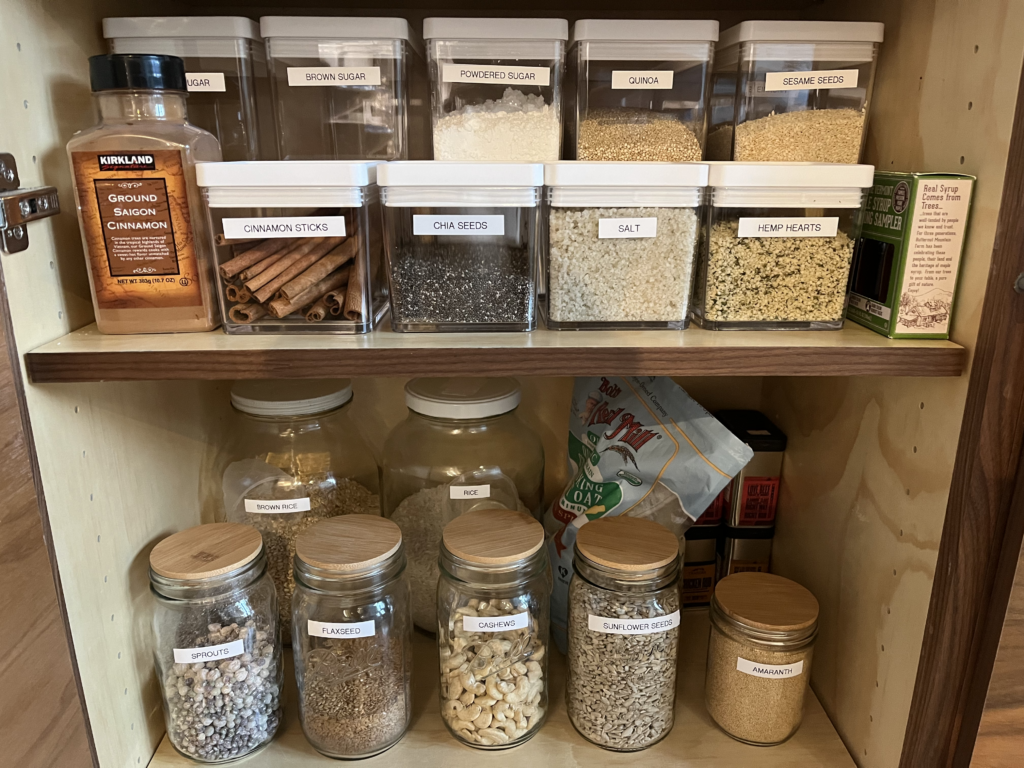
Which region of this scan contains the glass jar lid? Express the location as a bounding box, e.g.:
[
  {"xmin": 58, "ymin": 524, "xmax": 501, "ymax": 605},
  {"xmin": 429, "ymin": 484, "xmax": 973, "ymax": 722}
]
[
  {"xmin": 150, "ymin": 522, "xmax": 263, "ymax": 581},
  {"xmin": 296, "ymin": 515, "xmax": 402, "ymax": 574},
  {"xmin": 574, "ymin": 516, "xmax": 680, "ymax": 590},
  {"xmin": 442, "ymin": 508, "xmax": 544, "ymax": 566},
  {"xmin": 231, "ymin": 379, "xmax": 353, "ymax": 417},
  {"xmin": 405, "ymin": 377, "xmax": 521, "ymax": 419},
  {"xmin": 712, "ymin": 572, "xmax": 819, "ymax": 644}
]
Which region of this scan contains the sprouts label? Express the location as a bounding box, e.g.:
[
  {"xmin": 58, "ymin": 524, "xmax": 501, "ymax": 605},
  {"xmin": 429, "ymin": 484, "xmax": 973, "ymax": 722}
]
[
  {"xmin": 611, "ymin": 71, "xmax": 674, "ymax": 89},
  {"xmin": 287, "ymin": 67, "xmax": 382, "ymax": 86},
  {"xmin": 449, "ymin": 484, "xmax": 491, "ymax": 500},
  {"xmin": 222, "ymin": 216, "xmax": 347, "ymax": 239},
  {"xmin": 244, "ymin": 498, "xmax": 311, "ymax": 514},
  {"xmin": 588, "ymin": 610, "xmax": 680, "ymax": 635},
  {"xmin": 738, "ymin": 217, "xmax": 839, "ymax": 238},
  {"xmin": 598, "ymin": 217, "xmax": 658, "ymax": 239},
  {"xmin": 764, "ymin": 69, "xmax": 859, "ymax": 91},
  {"xmin": 308, "ymin": 619, "xmax": 376, "ymax": 638},
  {"xmin": 413, "ymin": 215, "xmax": 505, "ymax": 236},
  {"xmin": 442, "ymin": 64, "xmax": 551, "ymax": 86},
  {"xmin": 174, "ymin": 639, "xmax": 245, "ymax": 664},
  {"xmin": 463, "ymin": 612, "xmax": 530, "ymax": 632},
  {"xmin": 186, "ymin": 73, "xmax": 227, "ymax": 92},
  {"xmin": 737, "ymin": 657, "xmax": 805, "ymax": 678}
]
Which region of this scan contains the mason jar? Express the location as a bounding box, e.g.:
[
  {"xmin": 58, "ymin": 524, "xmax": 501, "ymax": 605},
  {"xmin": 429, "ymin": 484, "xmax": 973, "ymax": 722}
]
[
  {"xmin": 438, "ymin": 508, "xmax": 552, "ymax": 749},
  {"xmin": 567, "ymin": 516, "xmax": 681, "ymax": 752},
  {"xmin": 150, "ymin": 522, "xmax": 282, "ymax": 763},
  {"xmin": 292, "ymin": 515, "xmax": 412, "ymax": 758}
]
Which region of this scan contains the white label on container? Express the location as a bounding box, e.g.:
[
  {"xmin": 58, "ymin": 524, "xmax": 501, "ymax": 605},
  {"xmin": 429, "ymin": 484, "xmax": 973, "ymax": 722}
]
[
  {"xmin": 174, "ymin": 639, "xmax": 245, "ymax": 664},
  {"xmin": 737, "ymin": 657, "xmax": 805, "ymax": 678},
  {"xmin": 442, "ymin": 64, "xmax": 551, "ymax": 86},
  {"xmin": 186, "ymin": 72, "xmax": 226, "ymax": 92},
  {"xmin": 598, "ymin": 217, "xmax": 658, "ymax": 239},
  {"xmin": 449, "ymin": 484, "xmax": 491, "ymax": 500},
  {"xmin": 222, "ymin": 216, "xmax": 346, "ymax": 239},
  {"xmin": 611, "ymin": 70, "xmax": 674, "ymax": 90},
  {"xmin": 847, "ymin": 293, "xmax": 892, "ymax": 320},
  {"xmin": 287, "ymin": 67, "xmax": 382, "ymax": 86},
  {"xmin": 588, "ymin": 610, "xmax": 681, "ymax": 635},
  {"xmin": 413, "ymin": 215, "xmax": 505, "ymax": 236},
  {"xmin": 307, "ymin": 619, "xmax": 376, "ymax": 638},
  {"xmin": 463, "ymin": 612, "xmax": 530, "ymax": 632},
  {"xmin": 737, "ymin": 217, "xmax": 839, "ymax": 238},
  {"xmin": 244, "ymin": 498, "xmax": 311, "ymax": 514},
  {"xmin": 764, "ymin": 69, "xmax": 859, "ymax": 91}
]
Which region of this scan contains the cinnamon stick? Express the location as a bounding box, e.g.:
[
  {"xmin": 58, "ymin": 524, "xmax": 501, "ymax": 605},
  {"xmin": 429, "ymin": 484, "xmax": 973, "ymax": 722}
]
[
  {"xmin": 228, "ymin": 303, "xmax": 267, "ymax": 324},
  {"xmin": 252, "ymin": 237, "xmax": 345, "ymax": 304},
  {"xmin": 219, "ymin": 239, "xmax": 292, "ymax": 279},
  {"xmin": 244, "ymin": 237, "xmax": 326, "ymax": 293},
  {"xmin": 238, "ymin": 242, "xmax": 292, "ymax": 281},
  {"xmin": 344, "ymin": 250, "xmax": 368, "ymax": 321},
  {"xmin": 217, "ymin": 234, "xmax": 262, "ymax": 247},
  {"xmin": 225, "ymin": 283, "xmax": 252, "ymax": 304},
  {"xmin": 267, "ymin": 267, "xmax": 350, "ymax": 319},
  {"xmin": 278, "ymin": 238, "xmax": 358, "ymax": 302},
  {"xmin": 325, "ymin": 290, "xmax": 346, "ymax": 316},
  {"xmin": 305, "ymin": 297, "xmax": 331, "ymax": 323}
]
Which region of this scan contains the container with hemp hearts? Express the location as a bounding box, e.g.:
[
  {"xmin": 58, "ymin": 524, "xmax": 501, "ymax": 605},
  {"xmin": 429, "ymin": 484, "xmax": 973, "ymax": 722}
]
[{"xmin": 567, "ymin": 516, "xmax": 681, "ymax": 752}]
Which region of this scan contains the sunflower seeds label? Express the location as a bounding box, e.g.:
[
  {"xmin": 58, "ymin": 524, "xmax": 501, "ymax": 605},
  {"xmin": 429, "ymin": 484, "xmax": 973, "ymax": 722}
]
[
  {"xmin": 186, "ymin": 73, "xmax": 226, "ymax": 92},
  {"xmin": 738, "ymin": 217, "xmax": 839, "ymax": 238},
  {"xmin": 598, "ymin": 217, "xmax": 658, "ymax": 239},
  {"xmin": 588, "ymin": 609, "xmax": 680, "ymax": 635},
  {"xmin": 463, "ymin": 612, "xmax": 530, "ymax": 632},
  {"xmin": 611, "ymin": 71, "xmax": 674, "ymax": 89},
  {"xmin": 737, "ymin": 657, "xmax": 805, "ymax": 678},
  {"xmin": 307, "ymin": 619, "xmax": 376, "ymax": 638},
  {"xmin": 174, "ymin": 639, "xmax": 245, "ymax": 664},
  {"xmin": 764, "ymin": 69, "xmax": 859, "ymax": 91},
  {"xmin": 442, "ymin": 64, "xmax": 550, "ymax": 86},
  {"xmin": 223, "ymin": 216, "xmax": 346, "ymax": 239},
  {"xmin": 244, "ymin": 498, "xmax": 311, "ymax": 513},
  {"xmin": 413, "ymin": 215, "xmax": 505, "ymax": 236},
  {"xmin": 449, "ymin": 484, "xmax": 491, "ymax": 500},
  {"xmin": 287, "ymin": 67, "xmax": 382, "ymax": 86}
]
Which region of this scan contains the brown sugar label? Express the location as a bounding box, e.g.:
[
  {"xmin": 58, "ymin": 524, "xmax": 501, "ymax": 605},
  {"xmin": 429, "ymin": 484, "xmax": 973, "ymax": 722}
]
[{"xmin": 72, "ymin": 150, "xmax": 203, "ymax": 309}]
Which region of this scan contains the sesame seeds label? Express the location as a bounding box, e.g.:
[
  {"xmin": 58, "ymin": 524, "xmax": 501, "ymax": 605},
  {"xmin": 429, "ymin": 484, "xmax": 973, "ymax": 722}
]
[
  {"xmin": 737, "ymin": 217, "xmax": 839, "ymax": 238},
  {"xmin": 463, "ymin": 611, "xmax": 530, "ymax": 632},
  {"xmin": 173, "ymin": 639, "xmax": 246, "ymax": 664},
  {"xmin": 442, "ymin": 64, "xmax": 550, "ymax": 86},
  {"xmin": 186, "ymin": 73, "xmax": 226, "ymax": 93},
  {"xmin": 611, "ymin": 71, "xmax": 674, "ymax": 90},
  {"xmin": 598, "ymin": 217, "xmax": 658, "ymax": 239},
  {"xmin": 587, "ymin": 610, "xmax": 681, "ymax": 635},
  {"xmin": 223, "ymin": 216, "xmax": 346, "ymax": 239},
  {"xmin": 307, "ymin": 619, "xmax": 376, "ymax": 638},
  {"xmin": 413, "ymin": 215, "xmax": 505, "ymax": 236},
  {"xmin": 737, "ymin": 657, "xmax": 804, "ymax": 679},
  {"xmin": 287, "ymin": 67, "xmax": 382, "ymax": 86},
  {"xmin": 449, "ymin": 484, "xmax": 491, "ymax": 500},
  {"xmin": 764, "ymin": 69, "xmax": 859, "ymax": 91},
  {"xmin": 244, "ymin": 498, "xmax": 312, "ymax": 513}
]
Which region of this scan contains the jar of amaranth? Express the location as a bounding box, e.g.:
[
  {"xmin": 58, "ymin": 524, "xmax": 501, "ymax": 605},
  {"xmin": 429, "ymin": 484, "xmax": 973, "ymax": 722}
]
[
  {"xmin": 150, "ymin": 522, "xmax": 282, "ymax": 763},
  {"xmin": 705, "ymin": 571, "xmax": 819, "ymax": 745},
  {"xmin": 292, "ymin": 515, "xmax": 412, "ymax": 758},
  {"xmin": 567, "ymin": 516, "xmax": 681, "ymax": 751}
]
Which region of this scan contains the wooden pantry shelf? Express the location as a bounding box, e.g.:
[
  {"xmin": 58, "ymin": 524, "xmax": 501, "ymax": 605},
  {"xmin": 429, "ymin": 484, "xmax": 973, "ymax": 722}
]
[
  {"xmin": 26, "ymin": 321, "xmax": 965, "ymax": 383},
  {"xmin": 148, "ymin": 610, "xmax": 854, "ymax": 768}
]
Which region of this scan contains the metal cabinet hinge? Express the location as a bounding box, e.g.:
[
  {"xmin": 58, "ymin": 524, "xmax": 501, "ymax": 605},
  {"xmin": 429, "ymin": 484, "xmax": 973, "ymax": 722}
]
[{"xmin": 0, "ymin": 153, "xmax": 60, "ymax": 254}]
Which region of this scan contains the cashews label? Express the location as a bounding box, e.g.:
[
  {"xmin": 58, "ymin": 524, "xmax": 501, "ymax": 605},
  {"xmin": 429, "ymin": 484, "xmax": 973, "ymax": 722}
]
[
  {"xmin": 463, "ymin": 611, "xmax": 529, "ymax": 633},
  {"xmin": 737, "ymin": 657, "xmax": 804, "ymax": 678},
  {"xmin": 587, "ymin": 609, "xmax": 681, "ymax": 635},
  {"xmin": 307, "ymin": 619, "xmax": 376, "ymax": 639},
  {"xmin": 173, "ymin": 638, "xmax": 245, "ymax": 664}
]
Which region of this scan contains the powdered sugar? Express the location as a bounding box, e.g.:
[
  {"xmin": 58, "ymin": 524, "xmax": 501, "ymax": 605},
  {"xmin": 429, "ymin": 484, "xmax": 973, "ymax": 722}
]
[{"xmin": 433, "ymin": 88, "xmax": 560, "ymax": 162}]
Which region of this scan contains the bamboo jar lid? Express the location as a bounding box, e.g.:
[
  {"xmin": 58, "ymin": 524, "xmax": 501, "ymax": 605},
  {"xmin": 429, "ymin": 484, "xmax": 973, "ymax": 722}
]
[
  {"xmin": 714, "ymin": 572, "xmax": 819, "ymax": 632},
  {"xmin": 296, "ymin": 515, "xmax": 402, "ymax": 572},
  {"xmin": 150, "ymin": 522, "xmax": 263, "ymax": 580},
  {"xmin": 576, "ymin": 516, "xmax": 678, "ymax": 571},
  {"xmin": 442, "ymin": 508, "xmax": 544, "ymax": 565}
]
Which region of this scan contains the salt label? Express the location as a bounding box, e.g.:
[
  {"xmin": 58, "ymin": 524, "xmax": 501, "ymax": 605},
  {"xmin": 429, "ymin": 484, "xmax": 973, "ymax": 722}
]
[
  {"xmin": 737, "ymin": 217, "xmax": 839, "ymax": 238},
  {"xmin": 307, "ymin": 620, "xmax": 376, "ymax": 638},
  {"xmin": 174, "ymin": 639, "xmax": 245, "ymax": 664},
  {"xmin": 463, "ymin": 612, "xmax": 530, "ymax": 632},
  {"xmin": 287, "ymin": 67, "xmax": 382, "ymax": 87},
  {"xmin": 244, "ymin": 498, "xmax": 312, "ymax": 513},
  {"xmin": 598, "ymin": 217, "xmax": 658, "ymax": 239},
  {"xmin": 186, "ymin": 73, "xmax": 226, "ymax": 93},
  {"xmin": 223, "ymin": 216, "xmax": 346, "ymax": 239},
  {"xmin": 737, "ymin": 657, "xmax": 804, "ymax": 678},
  {"xmin": 611, "ymin": 71, "xmax": 674, "ymax": 90},
  {"xmin": 413, "ymin": 215, "xmax": 505, "ymax": 236},
  {"xmin": 588, "ymin": 610, "xmax": 680, "ymax": 635},
  {"xmin": 442, "ymin": 64, "xmax": 551, "ymax": 86},
  {"xmin": 764, "ymin": 69, "xmax": 859, "ymax": 91},
  {"xmin": 449, "ymin": 484, "xmax": 491, "ymax": 500}
]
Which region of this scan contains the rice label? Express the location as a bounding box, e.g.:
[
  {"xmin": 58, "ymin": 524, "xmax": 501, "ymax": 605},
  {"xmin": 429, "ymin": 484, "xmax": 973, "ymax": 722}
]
[
  {"xmin": 764, "ymin": 69, "xmax": 859, "ymax": 91},
  {"xmin": 174, "ymin": 639, "xmax": 245, "ymax": 664},
  {"xmin": 186, "ymin": 73, "xmax": 226, "ymax": 92},
  {"xmin": 598, "ymin": 217, "xmax": 658, "ymax": 239},
  {"xmin": 222, "ymin": 216, "xmax": 346, "ymax": 239},
  {"xmin": 442, "ymin": 64, "xmax": 550, "ymax": 86},
  {"xmin": 244, "ymin": 498, "xmax": 311, "ymax": 513},
  {"xmin": 413, "ymin": 215, "xmax": 505, "ymax": 236},
  {"xmin": 588, "ymin": 610, "xmax": 680, "ymax": 635},
  {"xmin": 449, "ymin": 484, "xmax": 490, "ymax": 499},
  {"xmin": 287, "ymin": 67, "xmax": 382, "ymax": 86},
  {"xmin": 738, "ymin": 217, "xmax": 839, "ymax": 238},
  {"xmin": 611, "ymin": 71, "xmax": 674, "ymax": 89},
  {"xmin": 307, "ymin": 619, "xmax": 375, "ymax": 638},
  {"xmin": 463, "ymin": 612, "xmax": 530, "ymax": 632},
  {"xmin": 737, "ymin": 657, "xmax": 804, "ymax": 678}
]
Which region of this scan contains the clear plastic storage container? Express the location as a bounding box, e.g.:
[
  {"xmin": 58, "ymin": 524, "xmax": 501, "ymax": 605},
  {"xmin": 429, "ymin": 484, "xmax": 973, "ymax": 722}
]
[
  {"xmin": 378, "ymin": 162, "xmax": 543, "ymax": 332},
  {"xmin": 383, "ymin": 378, "xmax": 545, "ymax": 630},
  {"xmin": 692, "ymin": 162, "xmax": 874, "ymax": 330},
  {"xmin": 104, "ymin": 17, "xmax": 273, "ymax": 162},
  {"xmin": 566, "ymin": 20, "xmax": 718, "ymax": 162},
  {"xmin": 713, "ymin": 21, "xmax": 884, "ymax": 163},
  {"xmin": 292, "ymin": 515, "xmax": 412, "ymax": 758},
  {"xmin": 544, "ymin": 162, "xmax": 708, "ymax": 329},
  {"xmin": 197, "ymin": 161, "xmax": 387, "ymax": 334},
  {"xmin": 438, "ymin": 509, "xmax": 552, "ymax": 748},
  {"xmin": 425, "ymin": 17, "xmax": 567, "ymax": 162},
  {"xmin": 260, "ymin": 17, "xmax": 421, "ymax": 161}
]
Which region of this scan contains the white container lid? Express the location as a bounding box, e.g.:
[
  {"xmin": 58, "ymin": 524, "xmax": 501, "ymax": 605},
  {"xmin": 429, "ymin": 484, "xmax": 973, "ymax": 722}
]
[
  {"xmin": 103, "ymin": 16, "xmax": 261, "ymax": 41},
  {"xmin": 424, "ymin": 17, "xmax": 568, "ymax": 41},
  {"xmin": 572, "ymin": 19, "xmax": 718, "ymax": 43},
  {"xmin": 719, "ymin": 21, "xmax": 884, "ymax": 48},
  {"xmin": 546, "ymin": 162, "xmax": 708, "ymax": 187},
  {"xmin": 709, "ymin": 163, "xmax": 875, "ymax": 188},
  {"xmin": 232, "ymin": 380, "xmax": 353, "ymax": 417},
  {"xmin": 405, "ymin": 378, "xmax": 521, "ymax": 419},
  {"xmin": 260, "ymin": 16, "xmax": 414, "ymax": 42},
  {"xmin": 377, "ymin": 162, "xmax": 543, "ymax": 187},
  {"xmin": 197, "ymin": 161, "xmax": 377, "ymax": 188}
]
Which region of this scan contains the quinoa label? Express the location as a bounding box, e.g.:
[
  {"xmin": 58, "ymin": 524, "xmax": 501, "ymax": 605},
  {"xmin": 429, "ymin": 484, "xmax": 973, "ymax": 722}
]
[
  {"xmin": 737, "ymin": 657, "xmax": 804, "ymax": 678},
  {"xmin": 223, "ymin": 216, "xmax": 346, "ymax": 239},
  {"xmin": 588, "ymin": 610, "xmax": 680, "ymax": 635},
  {"xmin": 174, "ymin": 639, "xmax": 245, "ymax": 664},
  {"xmin": 611, "ymin": 70, "xmax": 674, "ymax": 90},
  {"xmin": 464, "ymin": 612, "xmax": 530, "ymax": 632},
  {"xmin": 598, "ymin": 217, "xmax": 658, "ymax": 239},
  {"xmin": 764, "ymin": 69, "xmax": 859, "ymax": 91},
  {"xmin": 442, "ymin": 64, "xmax": 551, "ymax": 86},
  {"xmin": 186, "ymin": 72, "xmax": 226, "ymax": 92},
  {"xmin": 287, "ymin": 67, "xmax": 382, "ymax": 86},
  {"xmin": 413, "ymin": 215, "xmax": 505, "ymax": 236},
  {"xmin": 244, "ymin": 497, "xmax": 311, "ymax": 513},
  {"xmin": 308, "ymin": 619, "xmax": 376, "ymax": 638},
  {"xmin": 737, "ymin": 217, "xmax": 839, "ymax": 238},
  {"xmin": 449, "ymin": 484, "xmax": 490, "ymax": 500}
]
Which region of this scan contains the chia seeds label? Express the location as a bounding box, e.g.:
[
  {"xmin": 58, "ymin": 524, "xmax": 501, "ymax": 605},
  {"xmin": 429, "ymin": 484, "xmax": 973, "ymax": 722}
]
[
  {"xmin": 737, "ymin": 657, "xmax": 804, "ymax": 678},
  {"xmin": 308, "ymin": 619, "xmax": 376, "ymax": 638},
  {"xmin": 598, "ymin": 217, "xmax": 658, "ymax": 239},
  {"xmin": 287, "ymin": 67, "xmax": 382, "ymax": 86},
  {"xmin": 738, "ymin": 217, "xmax": 839, "ymax": 238},
  {"xmin": 588, "ymin": 610, "xmax": 680, "ymax": 635},
  {"xmin": 764, "ymin": 69, "xmax": 859, "ymax": 91},
  {"xmin": 449, "ymin": 484, "xmax": 490, "ymax": 500},
  {"xmin": 244, "ymin": 498, "xmax": 311, "ymax": 513},
  {"xmin": 186, "ymin": 72, "xmax": 227, "ymax": 92},
  {"xmin": 174, "ymin": 639, "xmax": 245, "ymax": 664},
  {"xmin": 223, "ymin": 216, "xmax": 346, "ymax": 239},
  {"xmin": 442, "ymin": 64, "xmax": 551, "ymax": 86},
  {"xmin": 611, "ymin": 71, "xmax": 674, "ymax": 89},
  {"xmin": 463, "ymin": 612, "xmax": 530, "ymax": 632},
  {"xmin": 413, "ymin": 215, "xmax": 505, "ymax": 236}
]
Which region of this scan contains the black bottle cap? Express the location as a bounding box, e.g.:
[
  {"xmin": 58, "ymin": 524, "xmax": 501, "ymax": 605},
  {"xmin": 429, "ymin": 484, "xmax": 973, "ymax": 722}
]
[{"xmin": 89, "ymin": 54, "xmax": 187, "ymax": 93}]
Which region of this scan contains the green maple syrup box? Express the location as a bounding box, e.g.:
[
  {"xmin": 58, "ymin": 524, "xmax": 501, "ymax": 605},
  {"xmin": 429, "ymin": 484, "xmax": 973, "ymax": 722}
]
[{"xmin": 846, "ymin": 172, "xmax": 975, "ymax": 339}]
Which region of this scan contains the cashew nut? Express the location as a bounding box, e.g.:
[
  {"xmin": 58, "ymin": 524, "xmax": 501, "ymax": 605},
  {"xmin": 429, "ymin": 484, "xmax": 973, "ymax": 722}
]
[{"xmin": 456, "ymin": 705, "xmax": 482, "ymax": 723}]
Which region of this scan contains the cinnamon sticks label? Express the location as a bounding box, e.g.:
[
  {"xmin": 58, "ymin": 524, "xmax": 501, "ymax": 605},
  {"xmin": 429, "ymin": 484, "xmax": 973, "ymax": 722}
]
[{"xmin": 222, "ymin": 216, "xmax": 346, "ymax": 239}]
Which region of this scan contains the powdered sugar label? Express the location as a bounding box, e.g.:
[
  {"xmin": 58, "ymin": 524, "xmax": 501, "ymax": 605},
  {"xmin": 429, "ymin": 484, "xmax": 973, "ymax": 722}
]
[
  {"xmin": 449, "ymin": 484, "xmax": 491, "ymax": 500},
  {"xmin": 764, "ymin": 69, "xmax": 859, "ymax": 91},
  {"xmin": 611, "ymin": 71, "xmax": 674, "ymax": 90},
  {"xmin": 308, "ymin": 620, "xmax": 376, "ymax": 638},
  {"xmin": 174, "ymin": 639, "xmax": 245, "ymax": 664},
  {"xmin": 599, "ymin": 217, "xmax": 658, "ymax": 239},
  {"xmin": 244, "ymin": 498, "xmax": 311, "ymax": 513},
  {"xmin": 588, "ymin": 610, "xmax": 680, "ymax": 635},
  {"xmin": 738, "ymin": 217, "xmax": 839, "ymax": 238},
  {"xmin": 442, "ymin": 64, "xmax": 551, "ymax": 87},
  {"xmin": 223, "ymin": 216, "xmax": 346, "ymax": 239},
  {"xmin": 186, "ymin": 73, "xmax": 226, "ymax": 92},
  {"xmin": 287, "ymin": 67, "xmax": 382, "ymax": 86},
  {"xmin": 737, "ymin": 657, "xmax": 804, "ymax": 678},
  {"xmin": 413, "ymin": 215, "xmax": 505, "ymax": 236},
  {"xmin": 463, "ymin": 612, "xmax": 530, "ymax": 632}
]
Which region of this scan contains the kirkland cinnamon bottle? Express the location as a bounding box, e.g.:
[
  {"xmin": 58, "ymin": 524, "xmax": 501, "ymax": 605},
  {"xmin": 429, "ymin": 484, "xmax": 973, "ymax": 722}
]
[{"xmin": 67, "ymin": 54, "xmax": 222, "ymax": 333}]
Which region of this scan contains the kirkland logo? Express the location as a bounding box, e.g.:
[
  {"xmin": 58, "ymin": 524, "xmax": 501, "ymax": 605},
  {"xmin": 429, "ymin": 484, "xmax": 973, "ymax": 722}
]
[{"xmin": 98, "ymin": 154, "xmax": 156, "ymax": 171}]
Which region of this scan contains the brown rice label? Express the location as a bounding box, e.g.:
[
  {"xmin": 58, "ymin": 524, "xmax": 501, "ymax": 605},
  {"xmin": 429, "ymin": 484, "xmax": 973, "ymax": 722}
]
[
  {"xmin": 737, "ymin": 217, "xmax": 839, "ymax": 238},
  {"xmin": 737, "ymin": 657, "xmax": 804, "ymax": 678},
  {"xmin": 764, "ymin": 69, "xmax": 858, "ymax": 91},
  {"xmin": 244, "ymin": 498, "xmax": 311, "ymax": 513}
]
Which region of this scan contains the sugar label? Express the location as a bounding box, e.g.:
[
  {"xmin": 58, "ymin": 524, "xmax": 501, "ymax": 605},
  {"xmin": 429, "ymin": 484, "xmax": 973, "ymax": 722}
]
[
  {"xmin": 737, "ymin": 657, "xmax": 804, "ymax": 678},
  {"xmin": 764, "ymin": 69, "xmax": 859, "ymax": 91},
  {"xmin": 449, "ymin": 484, "xmax": 491, "ymax": 500},
  {"xmin": 442, "ymin": 64, "xmax": 551, "ymax": 86},
  {"xmin": 308, "ymin": 620, "xmax": 376, "ymax": 638},
  {"xmin": 598, "ymin": 217, "xmax": 658, "ymax": 239},
  {"xmin": 738, "ymin": 217, "xmax": 839, "ymax": 238},
  {"xmin": 174, "ymin": 639, "xmax": 245, "ymax": 664},
  {"xmin": 463, "ymin": 612, "xmax": 530, "ymax": 632},
  {"xmin": 223, "ymin": 216, "xmax": 346, "ymax": 239},
  {"xmin": 413, "ymin": 215, "xmax": 505, "ymax": 236},
  {"xmin": 588, "ymin": 610, "xmax": 680, "ymax": 635},
  {"xmin": 244, "ymin": 498, "xmax": 311, "ymax": 514},
  {"xmin": 287, "ymin": 67, "xmax": 382, "ymax": 86},
  {"xmin": 186, "ymin": 73, "xmax": 226, "ymax": 93},
  {"xmin": 611, "ymin": 71, "xmax": 674, "ymax": 90}
]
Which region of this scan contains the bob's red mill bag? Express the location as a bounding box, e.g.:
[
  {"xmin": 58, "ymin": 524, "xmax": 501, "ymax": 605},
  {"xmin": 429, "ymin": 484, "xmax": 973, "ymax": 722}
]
[{"xmin": 545, "ymin": 377, "xmax": 752, "ymax": 651}]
